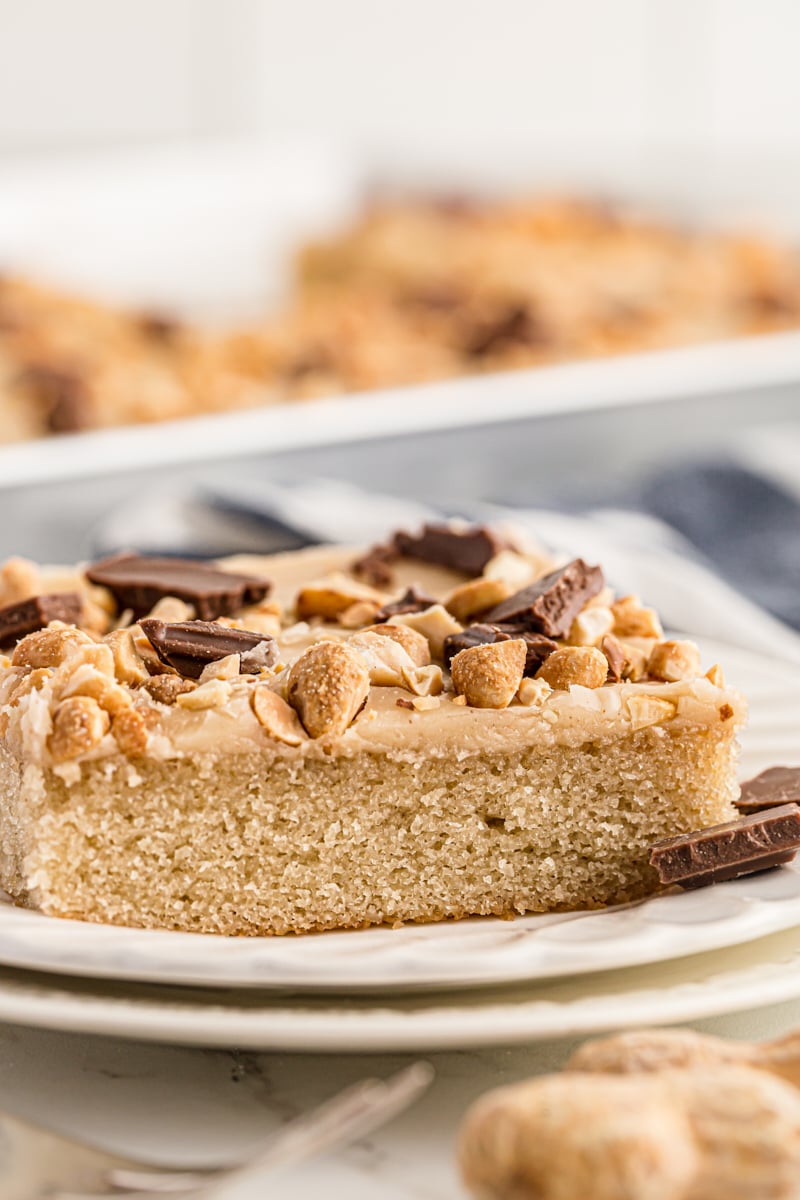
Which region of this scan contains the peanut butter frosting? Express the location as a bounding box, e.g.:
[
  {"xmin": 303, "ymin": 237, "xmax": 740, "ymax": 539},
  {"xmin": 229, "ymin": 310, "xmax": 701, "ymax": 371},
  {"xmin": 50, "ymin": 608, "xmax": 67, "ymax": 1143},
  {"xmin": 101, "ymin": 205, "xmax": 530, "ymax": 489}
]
[{"xmin": 0, "ymin": 530, "xmax": 746, "ymax": 781}]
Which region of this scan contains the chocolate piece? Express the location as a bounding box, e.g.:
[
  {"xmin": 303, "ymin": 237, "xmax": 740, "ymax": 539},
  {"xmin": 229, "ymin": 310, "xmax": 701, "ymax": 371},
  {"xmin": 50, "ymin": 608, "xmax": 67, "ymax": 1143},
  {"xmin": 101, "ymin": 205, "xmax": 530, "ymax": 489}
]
[
  {"xmin": 16, "ymin": 363, "xmax": 92, "ymax": 433},
  {"xmin": 284, "ymin": 348, "xmax": 335, "ymax": 381},
  {"xmin": 393, "ymin": 524, "xmax": 510, "ymax": 577},
  {"xmin": 0, "ymin": 593, "xmax": 84, "ymax": 649},
  {"xmin": 736, "ymin": 766, "xmax": 800, "ymax": 815},
  {"xmin": 86, "ymin": 554, "xmax": 271, "ymax": 621},
  {"xmin": 139, "ymin": 619, "xmax": 277, "ymax": 680},
  {"xmin": 443, "ymin": 624, "xmax": 557, "ymax": 676},
  {"xmin": 463, "ymin": 304, "xmax": 549, "ymax": 358},
  {"xmin": 137, "ymin": 311, "xmax": 182, "ymax": 343},
  {"xmin": 649, "ymin": 804, "xmax": 800, "ymax": 889},
  {"xmin": 602, "ymin": 634, "xmax": 626, "ymax": 682},
  {"xmin": 352, "ymin": 544, "xmax": 397, "ymax": 587},
  {"xmin": 374, "ymin": 586, "xmax": 437, "ymax": 621},
  {"xmin": 484, "ymin": 559, "xmax": 604, "ymax": 639}
]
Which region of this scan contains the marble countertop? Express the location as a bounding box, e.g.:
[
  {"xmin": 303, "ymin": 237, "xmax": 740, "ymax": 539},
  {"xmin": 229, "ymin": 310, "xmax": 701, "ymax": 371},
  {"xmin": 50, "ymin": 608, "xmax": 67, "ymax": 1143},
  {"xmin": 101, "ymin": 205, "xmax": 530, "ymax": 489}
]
[{"xmin": 2, "ymin": 999, "xmax": 800, "ymax": 1198}]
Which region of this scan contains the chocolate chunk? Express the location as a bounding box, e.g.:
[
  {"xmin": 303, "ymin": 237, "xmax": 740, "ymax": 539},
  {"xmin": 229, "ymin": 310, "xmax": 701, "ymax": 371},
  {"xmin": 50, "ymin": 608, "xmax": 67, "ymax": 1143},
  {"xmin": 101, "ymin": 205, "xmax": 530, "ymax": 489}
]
[
  {"xmin": 484, "ymin": 559, "xmax": 604, "ymax": 639},
  {"xmin": 86, "ymin": 554, "xmax": 271, "ymax": 621},
  {"xmin": 649, "ymin": 804, "xmax": 800, "ymax": 889},
  {"xmin": 443, "ymin": 624, "xmax": 557, "ymax": 675},
  {"xmin": 736, "ymin": 766, "xmax": 800, "ymax": 815},
  {"xmin": 374, "ymin": 586, "xmax": 437, "ymax": 621},
  {"xmin": 137, "ymin": 311, "xmax": 182, "ymax": 344},
  {"xmin": 352, "ymin": 544, "xmax": 397, "ymax": 587},
  {"xmin": 283, "ymin": 348, "xmax": 335, "ymax": 381},
  {"xmin": 602, "ymin": 634, "xmax": 626, "ymax": 682},
  {"xmin": 0, "ymin": 593, "xmax": 84, "ymax": 649},
  {"xmin": 463, "ymin": 304, "xmax": 549, "ymax": 358},
  {"xmin": 393, "ymin": 524, "xmax": 510, "ymax": 576},
  {"xmin": 15, "ymin": 363, "xmax": 92, "ymax": 433},
  {"xmin": 139, "ymin": 619, "xmax": 277, "ymax": 680}
]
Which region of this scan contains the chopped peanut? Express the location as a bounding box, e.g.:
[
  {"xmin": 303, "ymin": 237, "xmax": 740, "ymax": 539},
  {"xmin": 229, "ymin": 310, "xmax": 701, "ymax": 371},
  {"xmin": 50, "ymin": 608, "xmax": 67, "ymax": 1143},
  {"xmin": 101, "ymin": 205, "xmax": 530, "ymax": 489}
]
[
  {"xmin": 451, "ymin": 639, "xmax": 527, "ymax": 709},
  {"xmin": 627, "ymin": 695, "xmax": 677, "ymax": 731},
  {"xmin": 143, "ymin": 675, "xmax": 197, "ymax": 705},
  {"xmin": 389, "ymin": 605, "xmax": 463, "ymax": 660},
  {"xmin": 287, "ymin": 640, "xmax": 370, "ymax": 739},
  {"xmin": 445, "ymin": 578, "xmax": 511, "ymax": 624},
  {"xmin": 611, "ymin": 594, "xmax": 664, "ymax": 639},
  {"xmin": 12, "ymin": 625, "xmax": 94, "ymax": 669},
  {"xmin": 104, "ymin": 628, "xmax": 149, "ymax": 686},
  {"xmin": 111, "ymin": 708, "xmax": 149, "ymax": 756},
  {"xmin": 535, "ymin": 646, "xmax": 608, "ymax": 690},
  {"xmin": 362, "ymin": 623, "xmax": 431, "ymax": 666},
  {"xmin": 295, "ymin": 573, "xmax": 385, "ymax": 621},
  {"xmin": 647, "ymin": 640, "xmax": 701, "ymax": 683},
  {"xmin": 48, "ymin": 696, "xmax": 109, "ymax": 762},
  {"xmin": 251, "ymin": 687, "xmax": 307, "ymax": 746},
  {"xmin": 567, "ymin": 606, "xmax": 614, "ymax": 648}
]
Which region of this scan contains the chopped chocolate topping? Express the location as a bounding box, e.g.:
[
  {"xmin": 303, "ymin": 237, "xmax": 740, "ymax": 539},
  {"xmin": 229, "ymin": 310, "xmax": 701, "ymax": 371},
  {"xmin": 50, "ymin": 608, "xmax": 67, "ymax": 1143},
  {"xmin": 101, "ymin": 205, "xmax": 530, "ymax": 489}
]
[
  {"xmin": 393, "ymin": 524, "xmax": 510, "ymax": 576},
  {"xmin": 602, "ymin": 634, "xmax": 626, "ymax": 682},
  {"xmin": 649, "ymin": 804, "xmax": 800, "ymax": 889},
  {"xmin": 374, "ymin": 586, "xmax": 438, "ymax": 621},
  {"xmin": 86, "ymin": 554, "xmax": 271, "ymax": 621},
  {"xmin": 736, "ymin": 766, "xmax": 800, "ymax": 815},
  {"xmin": 352, "ymin": 544, "xmax": 397, "ymax": 587},
  {"xmin": 463, "ymin": 303, "xmax": 549, "ymax": 358},
  {"xmin": 137, "ymin": 311, "xmax": 182, "ymax": 344},
  {"xmin": 484, "ymin": 559, "xmax": 604, "ymax": 639},
  {"xmin": 16, "ymin": 363, "xmax": 92, "ymax": 434},
  {"xmin": 396, "ymin": 697, "xmax": 415, "ymax": 710},
  {"xmin": 139, "ymin": 619, "xmax": 277, "ymax": 680},
  {"xmin": 284, "ymin": 348, "xmax": 335, "ymax": 381},
  {"xmin": 0, "ymin": 593, "xmax": 84, "ymax": 649},
  {"xmin": 444, "ymin": 623, "xmax": 557, "ymax": 676}
]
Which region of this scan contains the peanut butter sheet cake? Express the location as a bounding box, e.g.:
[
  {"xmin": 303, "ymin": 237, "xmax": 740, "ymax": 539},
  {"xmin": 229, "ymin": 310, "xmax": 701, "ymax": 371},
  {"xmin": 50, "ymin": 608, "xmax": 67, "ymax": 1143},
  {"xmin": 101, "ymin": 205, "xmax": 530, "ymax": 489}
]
[
  {"xmin": 0, "ymin": 525, "xmax": 745, "ymax": 935},
  {"xmin": 3, "ymin": 197, "xmax": 800, "ymax": 443}
]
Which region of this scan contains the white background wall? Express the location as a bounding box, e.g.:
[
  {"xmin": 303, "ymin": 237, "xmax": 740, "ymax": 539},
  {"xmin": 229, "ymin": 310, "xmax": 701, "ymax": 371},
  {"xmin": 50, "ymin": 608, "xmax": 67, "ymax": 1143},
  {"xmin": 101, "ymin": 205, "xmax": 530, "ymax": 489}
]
[{"xmin": 1, "ymin": 0, "xmax": 799, "ymax": 159}]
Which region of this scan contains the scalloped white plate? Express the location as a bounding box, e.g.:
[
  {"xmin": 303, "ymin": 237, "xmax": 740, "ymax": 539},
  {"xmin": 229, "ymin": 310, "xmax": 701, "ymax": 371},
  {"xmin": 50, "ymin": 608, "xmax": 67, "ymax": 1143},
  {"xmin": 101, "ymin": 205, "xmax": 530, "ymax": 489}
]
[
  {"xmin": 0, "ymin": 637, "xmax": 797, "ymax": 993},
  {"xmin": 0, "ymin": 924, "xmax": 799, "ymax": 1050}
]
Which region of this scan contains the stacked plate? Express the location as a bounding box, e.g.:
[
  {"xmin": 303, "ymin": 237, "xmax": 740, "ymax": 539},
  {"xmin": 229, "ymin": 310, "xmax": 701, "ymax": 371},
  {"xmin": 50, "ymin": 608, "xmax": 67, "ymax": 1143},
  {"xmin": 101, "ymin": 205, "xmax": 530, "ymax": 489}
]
[{"xmin": 1, "ymin": 636, "xmax": 799, "ymax": 1052}]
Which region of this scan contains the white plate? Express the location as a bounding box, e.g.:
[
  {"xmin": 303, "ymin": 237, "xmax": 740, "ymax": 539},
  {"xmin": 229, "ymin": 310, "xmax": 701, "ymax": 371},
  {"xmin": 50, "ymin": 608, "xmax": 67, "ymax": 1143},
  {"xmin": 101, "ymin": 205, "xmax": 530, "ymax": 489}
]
[
  {"xmin": 0, "ymin": 638, "xmax": 797, "ymax": 993},
  {"xmin": 1, "ymin": 924, "xmax": 800, "ymax": 1051}
]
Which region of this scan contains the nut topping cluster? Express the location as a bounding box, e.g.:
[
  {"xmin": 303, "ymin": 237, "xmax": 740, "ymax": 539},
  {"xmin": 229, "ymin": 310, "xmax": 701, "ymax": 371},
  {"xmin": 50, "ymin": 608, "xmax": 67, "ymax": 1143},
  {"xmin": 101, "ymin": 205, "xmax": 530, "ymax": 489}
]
[{"xmin": 0, "ymin": 524, "xmax": 728, "ymax": 759}]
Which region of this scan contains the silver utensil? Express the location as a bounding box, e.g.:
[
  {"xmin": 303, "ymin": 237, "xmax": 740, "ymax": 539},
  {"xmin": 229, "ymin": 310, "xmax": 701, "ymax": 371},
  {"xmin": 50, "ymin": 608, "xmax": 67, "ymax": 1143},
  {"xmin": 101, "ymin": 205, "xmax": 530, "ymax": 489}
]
[{"xmin": 0, "ymin": 1061, "xmax": 432, "ymax": 1199}]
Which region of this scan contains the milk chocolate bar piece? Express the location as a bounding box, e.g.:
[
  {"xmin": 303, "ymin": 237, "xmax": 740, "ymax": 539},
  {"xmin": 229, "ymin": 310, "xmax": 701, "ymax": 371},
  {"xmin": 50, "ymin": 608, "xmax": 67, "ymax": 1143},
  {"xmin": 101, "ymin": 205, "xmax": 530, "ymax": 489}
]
[
  {"xmin": 736, "ymin": 766, "xmax": 800, "ymax": 815},
  {"xmin": 393, "ymin": 524, "xmax": 509, "ymax": 576},
  {"xmin": 374, "ymin": 586, "xmax": 437, "ymax": 620},
  {"xmin": 140, "ymin": 619, "xmax": 277, "ymax": 679},
  {"xmin": 0, "ymin": 593, "xmax": 84, "ymax": 649},
  {"xmin": 649, "ymin": 804, "xmax": 800, "ymax": 889},
  {"xmin": 87, "ymin": 554, "xmax": 271, "ymax": 621},
  {"xmin": 484, "ymin": 559, "xmax": 604, "ymax": 639}
]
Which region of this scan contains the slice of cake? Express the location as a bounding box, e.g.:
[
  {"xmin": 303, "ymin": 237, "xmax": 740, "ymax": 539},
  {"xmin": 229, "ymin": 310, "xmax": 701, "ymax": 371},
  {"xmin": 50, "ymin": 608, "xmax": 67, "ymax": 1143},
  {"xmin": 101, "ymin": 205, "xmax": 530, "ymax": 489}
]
[{"xmin": 0, "ymin": 526, "xmax": 745, "ymax": 935}]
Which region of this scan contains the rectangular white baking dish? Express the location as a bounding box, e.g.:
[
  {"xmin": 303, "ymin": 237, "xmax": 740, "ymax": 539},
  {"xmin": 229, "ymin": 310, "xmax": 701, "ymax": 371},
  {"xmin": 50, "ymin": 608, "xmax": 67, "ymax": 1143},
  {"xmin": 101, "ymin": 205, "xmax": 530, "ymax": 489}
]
[{"xmin": 1, "ymin": 141, "xmax": 799, "ymax": 496}]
